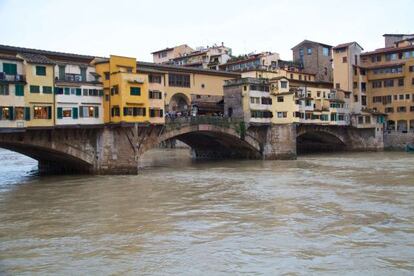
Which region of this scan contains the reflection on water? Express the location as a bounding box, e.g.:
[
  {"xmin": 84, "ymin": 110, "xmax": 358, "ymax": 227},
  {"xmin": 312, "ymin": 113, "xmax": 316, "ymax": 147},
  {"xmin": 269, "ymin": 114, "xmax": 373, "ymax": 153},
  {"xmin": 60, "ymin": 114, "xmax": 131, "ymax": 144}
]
[{"xmin": 0, "ymin": 148, "xmax": 414, "ymax": 274}]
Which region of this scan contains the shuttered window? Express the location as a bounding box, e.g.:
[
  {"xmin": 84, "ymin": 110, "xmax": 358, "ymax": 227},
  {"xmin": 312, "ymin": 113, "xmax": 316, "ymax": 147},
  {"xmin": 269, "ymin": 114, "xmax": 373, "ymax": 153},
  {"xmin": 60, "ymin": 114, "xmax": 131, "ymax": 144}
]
[
  {"xmin": 130, "ymin": 87, "xmax": 141, "ymax": 96},
  {"xmin": 15, "ymin": 84, "xmax": 24, "ymax": 96},
  {"xmin": 72, "ymin": 107, "xmax": 78, "ymax": 119},
  {"xmin": 35, "ymin": 66, "xmax": 46, "ymax": 76},
  {"xmin": 57, "ymin": 107, "xmax": 63, "ymax": 119},
  {"xmin": 43, "ymin": 86, "xmax": 52, "ymax": 94},
  {"xmin": 30, "ymin": 85, "xmax": 40, "ymax": 93},
  {"xmin": 3, "ymin": 63, "xmax": 17, "ymax": 75}
]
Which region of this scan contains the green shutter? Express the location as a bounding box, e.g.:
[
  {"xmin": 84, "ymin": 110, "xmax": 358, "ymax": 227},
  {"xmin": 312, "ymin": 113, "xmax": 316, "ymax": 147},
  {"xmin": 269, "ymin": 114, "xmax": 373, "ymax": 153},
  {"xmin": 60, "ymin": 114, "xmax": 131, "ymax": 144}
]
[
  {"xmin": 130, "ymin": 87, "xmax": 141, "ymax": 96},
  {"xmin": 30, "ymin": 85, "xmax": 40, "ymax": 93},
  {"xmin": 76, "ymin": 88, "xmax": 82, "ymax": 96},
  {"xmin": 123, "ymin": 107, "xmax": 128, "ymax": 116},
  {"xmin": 24, "ymin": 107, "xmax": 30, "ymax": 121},
  {"xmin": 47, "ymin": 106, "xmax": 52, "ymax": 119},
  {"xmin": 3, "ymin": 63, "xmax": 17, "ymax": 75},
  {"xmin": 94, "ymin": 107, "xmax": 99, "ymax": 118},
  {"xmin": 64, "ymin": 87, "xmax": 70, "ymax": 95},
  {"xmin": 9, "ymin": 106, "xmax": 14, "ymax": 120},
  {"xmin": 36, "ymin": 66, "xmax": 46, "ymax": 76},
  {"xmin": 79, "ymin": 107, "xmax": 84, "ymax": 118},
  {"xmin": 43, "ymin": 86, "xmax": 52, "ymax": 94},
  {"xmin": 98, "ymin": 89, "xmax": 104, "ymax": 96},
  {"xmin": 72, "ymin": 107, "xmax": 78, "ymax": 119},
  {"xmin": 0, "ymin": 107, "xmax": 3, "ymax": 120},
  {"xmin": 15, "ymin": 84, "xmax": 24, "ymax": 96},
  {"xmin": 57, "ymin": 107, "xmax": 63, "ymax": 119}
]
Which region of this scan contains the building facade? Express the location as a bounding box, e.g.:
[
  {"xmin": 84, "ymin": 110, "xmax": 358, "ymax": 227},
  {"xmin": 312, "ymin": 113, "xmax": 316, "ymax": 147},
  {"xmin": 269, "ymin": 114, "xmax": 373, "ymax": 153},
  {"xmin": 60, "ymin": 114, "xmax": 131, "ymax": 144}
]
[
  {"xmin": 291, "ymin": 40, "xmax": 333, "ymax": 82},
  {"xmin": 54, "ymin": 60, "xmax": 104, "ymax": 126},
  {"xmin": 151, "ymin": 44, "xmax": 194, "ymax": 64},
  {"xmin": 360, "ymin": 38, "xmax": 414, "ymax": 131},
  {"xmin": 137, "ymin": 62, "xmax": 240, "ymax": 116},
  {"xmin": 95, "ymin": 56, "xmax": 150, "ymax": 124}
]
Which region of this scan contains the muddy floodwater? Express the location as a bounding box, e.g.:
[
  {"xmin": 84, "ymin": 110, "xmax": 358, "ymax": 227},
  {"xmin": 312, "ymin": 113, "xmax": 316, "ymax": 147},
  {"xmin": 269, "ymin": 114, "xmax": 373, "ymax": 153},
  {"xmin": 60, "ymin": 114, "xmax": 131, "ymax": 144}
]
[{"xmin": 0, "ymin": 148, "xmax": 414, "ymax": 275}]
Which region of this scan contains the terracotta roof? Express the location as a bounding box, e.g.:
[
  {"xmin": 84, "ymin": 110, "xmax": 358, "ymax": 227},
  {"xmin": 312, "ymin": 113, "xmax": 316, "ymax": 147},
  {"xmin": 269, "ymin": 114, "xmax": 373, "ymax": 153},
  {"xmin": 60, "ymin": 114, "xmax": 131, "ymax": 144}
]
[
  {"xmin": 361, "ymin": 44, "xmax": 414, "ymax": 56},
  {"xmin": 0, "ymin": 54, "xmax": 23, "ymax": 61},
  {"xmin": 291, "ymin": 39, "xmax": 333, "ymax": 50},
  {"xmin": 0, "ymin": 44, "xmax": 95, "ymax": 62},
  {"xmin": 137, "ymin": 61, "xmax": 240, "ymax": 78},
  {"xmin": 333, "ymin": 42, "xmax": 364, "ymax": 50},
  {"xmin": 383, "ymin": 33, "xmax": 414, "ymax": 37},
  {"xmin": 18, "ymin": 53, "xmax": 55, "ymax": 65},
  {"xmin": 151, "ymin": 47, "xmax": 174, "ymax": 54}
]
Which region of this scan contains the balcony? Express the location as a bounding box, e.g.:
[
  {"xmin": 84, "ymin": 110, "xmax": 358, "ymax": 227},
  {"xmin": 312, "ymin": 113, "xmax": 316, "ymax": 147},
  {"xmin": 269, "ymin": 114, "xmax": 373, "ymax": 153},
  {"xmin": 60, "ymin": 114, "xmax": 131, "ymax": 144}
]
[
  {"xmin": 0, "ymin": 72, "xmax": 25, "ymax": 82},
  {"xmin": 56, "ymin": 73, "xmax": 100, "ymax": 83}
]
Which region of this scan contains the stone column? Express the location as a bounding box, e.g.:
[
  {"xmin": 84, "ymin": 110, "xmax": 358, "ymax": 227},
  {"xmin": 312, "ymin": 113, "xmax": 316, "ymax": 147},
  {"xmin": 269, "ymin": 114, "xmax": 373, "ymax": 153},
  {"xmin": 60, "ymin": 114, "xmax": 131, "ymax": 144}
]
[
  {"xmin": 262, "ymin": 124, "xmax": 297, "ymax": 160},
  {"xmin": 95, "ymin": 126, "xmax": 139, "ymax": 174}
]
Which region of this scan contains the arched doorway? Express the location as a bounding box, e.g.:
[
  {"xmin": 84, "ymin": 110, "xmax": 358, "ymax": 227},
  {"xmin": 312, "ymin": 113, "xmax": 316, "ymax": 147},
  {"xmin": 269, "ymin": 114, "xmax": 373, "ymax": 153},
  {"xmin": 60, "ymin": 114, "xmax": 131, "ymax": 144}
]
[{"xmin": 168, "ymin": 93, "xmax": 190, "ymax": 114}]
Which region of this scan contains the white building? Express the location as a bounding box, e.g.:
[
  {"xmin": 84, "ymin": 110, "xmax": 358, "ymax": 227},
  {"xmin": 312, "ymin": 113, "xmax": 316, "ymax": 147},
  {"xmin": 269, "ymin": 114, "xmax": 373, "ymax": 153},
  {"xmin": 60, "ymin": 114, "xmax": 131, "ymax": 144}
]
[{"xmin": 54, "ymin": 62, "xmax": 104, "ymax": 126}]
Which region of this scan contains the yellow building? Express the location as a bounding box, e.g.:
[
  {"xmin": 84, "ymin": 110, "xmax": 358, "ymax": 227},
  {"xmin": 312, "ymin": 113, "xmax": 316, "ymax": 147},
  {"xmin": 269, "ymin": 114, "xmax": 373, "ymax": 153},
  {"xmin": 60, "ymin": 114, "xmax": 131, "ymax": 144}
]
[
  {"xmin": 94, "ymin": 56, "xmax": 150, "ymax": 124},
  {"xmin": 137, "ymin": 62, "xmax": 240, "ymax": 116},
  {"xmin": 360, "ymin": 39, "xmax": 414, "ymax": 131},
  {"xmin": 0, "ymin": 55, "xmax": 27, "ymax": 129},
  {"xmin": 241, "ymin": 68, "xmax": 316, "ymax": 82},
  {"xmin": 17, "ymin": 53, "xmax": 55, "ymax": 128}
]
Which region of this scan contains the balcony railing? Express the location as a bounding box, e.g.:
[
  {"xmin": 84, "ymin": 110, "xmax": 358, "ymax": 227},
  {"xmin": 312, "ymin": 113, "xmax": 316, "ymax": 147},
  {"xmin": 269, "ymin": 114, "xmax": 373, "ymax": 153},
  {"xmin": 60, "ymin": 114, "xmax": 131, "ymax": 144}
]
[
  {"xmin": 0, "ymin": 72, "xmax": 25, "ymax": 82},
  {"xmin": 57, "ymin": 74, "xmax": 84, "ymax": 82}
]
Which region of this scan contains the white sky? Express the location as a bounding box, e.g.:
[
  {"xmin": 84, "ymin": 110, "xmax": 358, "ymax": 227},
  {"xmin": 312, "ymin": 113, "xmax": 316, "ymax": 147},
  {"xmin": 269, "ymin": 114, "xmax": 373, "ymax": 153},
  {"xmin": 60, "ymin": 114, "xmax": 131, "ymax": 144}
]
[{"xmin": 0, "ymin": 0, "xmax": 412, "ymax": 61}]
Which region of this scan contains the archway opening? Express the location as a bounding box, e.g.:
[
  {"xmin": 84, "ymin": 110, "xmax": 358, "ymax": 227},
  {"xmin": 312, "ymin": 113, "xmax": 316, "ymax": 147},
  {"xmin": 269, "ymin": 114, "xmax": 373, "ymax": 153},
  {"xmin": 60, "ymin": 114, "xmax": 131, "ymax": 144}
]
[
  {"xmin": 168, "ymin": 93, "xmax": 190, "ymax": 115},
  {"xmin": 297, "ymin": 131, "xmax": 346, "ymax": 154},
  {"xmin": 175, "ymin": 131, "xmax": 261, "ymax": 160},
  {"xmin": 0, "ymin": 143, "xmax": 93, "ymax": 174}
]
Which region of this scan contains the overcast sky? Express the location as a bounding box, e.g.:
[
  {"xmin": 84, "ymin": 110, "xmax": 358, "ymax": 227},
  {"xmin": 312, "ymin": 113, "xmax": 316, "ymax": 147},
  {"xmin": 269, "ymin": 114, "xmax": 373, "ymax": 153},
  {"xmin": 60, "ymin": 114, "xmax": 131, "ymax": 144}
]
[{"xmin": 1, "ymin": 0, "xmax": 412, "ymax": 61}]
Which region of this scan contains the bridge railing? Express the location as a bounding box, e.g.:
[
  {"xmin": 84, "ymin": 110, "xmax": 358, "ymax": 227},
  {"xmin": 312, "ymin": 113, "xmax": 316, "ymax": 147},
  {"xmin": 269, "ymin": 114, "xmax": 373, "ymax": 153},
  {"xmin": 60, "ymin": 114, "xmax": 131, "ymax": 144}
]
[
  {"xmin": 165, "ymin": 116, "xmax": 241, "ymax": 128},
  {"xmin": 165, "ymin": 116, "xmax": 249, "ymax": 138}
]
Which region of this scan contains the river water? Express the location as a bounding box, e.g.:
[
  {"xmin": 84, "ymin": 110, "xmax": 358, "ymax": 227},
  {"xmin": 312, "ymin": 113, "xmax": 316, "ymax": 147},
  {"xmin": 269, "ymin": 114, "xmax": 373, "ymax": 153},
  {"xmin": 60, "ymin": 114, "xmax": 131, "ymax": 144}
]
[{"xmin": 0, "ymin": 148, "xmax": 413, "ymax": 275}]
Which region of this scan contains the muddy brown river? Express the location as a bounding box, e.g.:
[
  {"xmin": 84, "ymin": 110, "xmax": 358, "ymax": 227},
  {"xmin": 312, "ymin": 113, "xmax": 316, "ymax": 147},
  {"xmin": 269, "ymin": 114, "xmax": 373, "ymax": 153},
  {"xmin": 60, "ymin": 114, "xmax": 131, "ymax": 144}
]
[{"xmin": 0, "ymin": 149, "xmax": 413, "ymax": 275}]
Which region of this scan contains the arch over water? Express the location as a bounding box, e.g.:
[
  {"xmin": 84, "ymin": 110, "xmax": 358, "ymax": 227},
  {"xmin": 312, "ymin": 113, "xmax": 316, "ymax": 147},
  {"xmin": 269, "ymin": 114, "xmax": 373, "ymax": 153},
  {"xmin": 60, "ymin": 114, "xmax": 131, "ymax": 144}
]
[
  {"xmin": 296, "ymin": 130, "xmax": 346, "ymax": 154},
  {"xmin": 140, "ymin": 119, "xmax": 263, "ymax": 159}
]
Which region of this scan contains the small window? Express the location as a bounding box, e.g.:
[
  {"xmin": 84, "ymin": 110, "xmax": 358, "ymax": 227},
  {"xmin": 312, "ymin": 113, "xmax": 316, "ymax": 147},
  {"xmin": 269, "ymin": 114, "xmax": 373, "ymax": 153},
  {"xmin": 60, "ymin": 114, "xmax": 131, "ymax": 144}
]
[
  {"xmin": 342, "ymin": 57, "xmax": 347, "ymax": 63},
  {"xmin": 104, "ymin": 72, "xmax": 110, "ymax": 80},
  {"xmin": 277, "ymin": 96, "xmax": 284, "ymax": 102},
  {"xmin": 307, "ymin": 48, "xmax": 312, "ymax": 55},
  {"xmin": 30, "ymin": 85, "xmax": 40, "ymax": 93},
  {"xmin": 280, "ymin": 81, "xmax": 287, "ymax": 89},
  {"xmin": 43, "ymin": 86, "xmax": 52, "ymax": 94},
  {"xmin": 36, "ymin": 66, "xmax": 46, "ymax": 76},
  {"xmin": 130, "ymin": 87, "xmax": 141, "ymax": 96}
]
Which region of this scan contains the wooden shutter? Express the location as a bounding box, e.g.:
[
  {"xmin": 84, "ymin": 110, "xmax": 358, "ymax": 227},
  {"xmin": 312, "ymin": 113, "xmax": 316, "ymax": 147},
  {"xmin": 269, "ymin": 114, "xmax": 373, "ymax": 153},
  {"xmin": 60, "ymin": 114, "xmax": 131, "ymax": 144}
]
[
  {"xmin": 64, "ymin": 88, "xmax": 70, "ymax": 95},
  {"xmin": 94, "ymin": 107, "xmax": 99, "ymax": 118},
  {"xmin": 72, "ymin": 107, "xmax": 78, "ymax": 119},
  {"xmin": 25, "ymin": 107, "xmax": 30, "ymax": 121},
  {"xmin": 47, "ymin": 106, "xmax": 52, "ymax": 119},
  {"xmin": 57, "ymin": 107, "xmax": 63, "ymax": 119},
  {"xmin": 8, "ymin": 106, "xmax": 14, "ymax": 120},
  {"xmin": 15, "ymin": 84, "xmax": 24, "ymax": 96},
  {"xmin": 76, "ymin": 88, "xmax": 82, "ymax": 96}
]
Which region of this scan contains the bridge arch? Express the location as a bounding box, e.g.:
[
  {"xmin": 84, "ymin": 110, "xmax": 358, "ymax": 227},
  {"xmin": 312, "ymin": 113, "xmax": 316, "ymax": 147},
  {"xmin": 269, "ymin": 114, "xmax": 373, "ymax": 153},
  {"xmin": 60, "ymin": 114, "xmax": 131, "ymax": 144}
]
[
  {"xmin": 0, "ymin": 130, "xmax": 96, "ymax": 173},
  {"xmin": 140, "ymin": 119, "xmax": 263, "ymax": 160},
  {"xmin": 296, "ymin": 125, "xmax": 348, "ymax": 153}
]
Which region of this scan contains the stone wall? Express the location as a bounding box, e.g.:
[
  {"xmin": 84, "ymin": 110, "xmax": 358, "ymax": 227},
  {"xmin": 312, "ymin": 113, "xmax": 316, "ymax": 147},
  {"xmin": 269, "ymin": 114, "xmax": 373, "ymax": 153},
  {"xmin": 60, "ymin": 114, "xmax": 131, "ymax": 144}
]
[
  {"xmin": 347, "ymin": 127, "xmax": 384, "ymax": 151},
  {"xmin": 384, "ymin": 132, "xmax": 414, "ymax": 150},
  {"xmin": 223, "ymin": 86, "xmax": 244, "ymax": 119},
  {"xmin": 262, "ymin": 124, "xmax": 297, "ymax": 159}
]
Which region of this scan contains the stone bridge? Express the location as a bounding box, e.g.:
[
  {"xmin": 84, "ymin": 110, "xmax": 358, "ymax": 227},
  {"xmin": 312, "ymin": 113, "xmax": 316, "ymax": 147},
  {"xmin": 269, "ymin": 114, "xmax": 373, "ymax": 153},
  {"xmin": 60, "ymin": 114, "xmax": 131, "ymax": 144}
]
[{"xmin": 0, "ymin": 117, "xmax": 383, "ymax": 174}]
